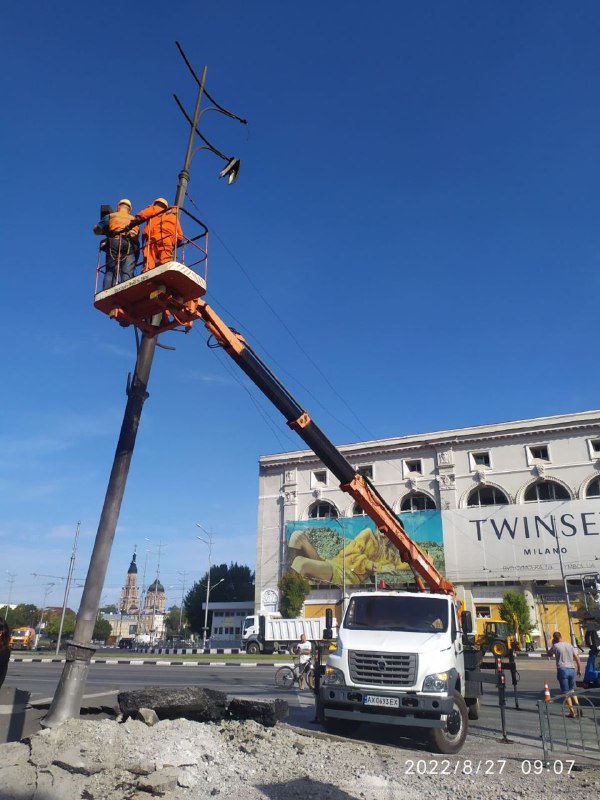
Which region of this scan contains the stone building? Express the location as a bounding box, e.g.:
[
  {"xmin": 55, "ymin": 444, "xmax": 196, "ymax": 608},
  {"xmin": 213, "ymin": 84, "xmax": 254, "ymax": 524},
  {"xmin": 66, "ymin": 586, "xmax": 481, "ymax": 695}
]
[{"xmin": 256, "ymin": 409, "xmax": 600, "ymax": 645}]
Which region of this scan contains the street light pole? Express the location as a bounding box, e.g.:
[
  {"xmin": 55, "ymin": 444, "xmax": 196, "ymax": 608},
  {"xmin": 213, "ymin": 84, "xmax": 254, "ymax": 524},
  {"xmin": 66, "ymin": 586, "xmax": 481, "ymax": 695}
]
[
  {"xmin": 35, "ymin": 583, "xmax": 55, "ymax": 649},
  {"xmin": 56, "ymin": 521, "xmax": 80, "ymax": 655},
  {"xmin": 42, "ymin": 51, "xmax": 244, "ymax": 727},
  {"xmin": 4, "ymin": 572, "xmax": 16, "ymax": 622},
  {"xmin": 556, "ymin": 538, "xmax": 577, "ymax": 647},
  {"xmin": 196, "ymin": 525, "xmax": 214, "ymax": 649}
]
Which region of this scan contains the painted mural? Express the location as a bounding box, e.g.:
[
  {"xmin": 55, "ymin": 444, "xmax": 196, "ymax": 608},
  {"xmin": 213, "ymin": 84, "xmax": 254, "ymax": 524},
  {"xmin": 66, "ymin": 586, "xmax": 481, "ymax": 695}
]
[{"xmin": 286, "ymin": 512, "xmax": 444, "ymax": 588}]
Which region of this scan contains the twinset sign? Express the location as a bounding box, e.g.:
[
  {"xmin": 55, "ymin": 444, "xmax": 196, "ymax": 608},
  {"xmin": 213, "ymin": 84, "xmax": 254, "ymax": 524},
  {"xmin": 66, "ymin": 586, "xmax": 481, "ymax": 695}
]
[{"xmin": 442, "ymin": 500, "xmax": 600, "ymax": 582}]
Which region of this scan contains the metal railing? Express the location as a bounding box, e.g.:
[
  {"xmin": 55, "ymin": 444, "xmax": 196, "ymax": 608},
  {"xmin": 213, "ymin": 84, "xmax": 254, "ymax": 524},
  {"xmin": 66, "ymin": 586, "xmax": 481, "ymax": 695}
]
[
  {"xmin": 538, "ymin": 689, "xmax": 600, "ymax": 760},
  {"xmin": 94, "ymin": 207, "xmax": 208, "ymax": 294}
]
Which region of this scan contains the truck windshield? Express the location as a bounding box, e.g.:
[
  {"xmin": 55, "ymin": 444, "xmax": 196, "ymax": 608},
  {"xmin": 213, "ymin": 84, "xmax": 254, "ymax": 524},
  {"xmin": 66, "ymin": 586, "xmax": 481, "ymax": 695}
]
[
  {"xmin": 242, "ymin": 617, "xmax": 254, "ymax": 631},
  {"xmin": 345, "ymin": 595, "xmax": 448, "ymax": 633}
]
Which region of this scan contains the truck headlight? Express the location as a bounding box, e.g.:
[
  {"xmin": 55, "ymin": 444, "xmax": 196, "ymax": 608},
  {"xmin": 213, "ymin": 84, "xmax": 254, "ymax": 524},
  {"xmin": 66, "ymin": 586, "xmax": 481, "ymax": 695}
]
[
  {"xmin": 422, "ymin": 672, "xmax": 449, "ymax": 693},
  {"xmin": 322, "ymin": 667, "xmax": 346, "ymax": 687}
]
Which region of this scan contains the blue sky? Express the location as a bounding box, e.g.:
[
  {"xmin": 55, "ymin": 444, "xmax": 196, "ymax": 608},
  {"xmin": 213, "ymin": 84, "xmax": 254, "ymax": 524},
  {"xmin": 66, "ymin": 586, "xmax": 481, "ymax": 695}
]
[{"xmin": 3, "ymin": 2, "xmax": 600, "ymax": 609}]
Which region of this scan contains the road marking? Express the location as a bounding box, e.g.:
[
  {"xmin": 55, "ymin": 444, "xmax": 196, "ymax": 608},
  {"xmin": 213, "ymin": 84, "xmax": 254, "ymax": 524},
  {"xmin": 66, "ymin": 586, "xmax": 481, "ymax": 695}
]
[{"xmin": 28, "ymin": 689, "xmax": 117, "ymax": 707}]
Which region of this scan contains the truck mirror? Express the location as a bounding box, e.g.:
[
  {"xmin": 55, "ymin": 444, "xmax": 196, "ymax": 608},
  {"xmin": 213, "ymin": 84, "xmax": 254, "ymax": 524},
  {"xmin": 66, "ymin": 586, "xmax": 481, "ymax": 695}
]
[
  {"xmin": 324, "ymin": 608, "xmax": 333, "ymax": 639},
  {"xmin": 461, "ymin": 610, "xmax": 473, "ymax": 634}
]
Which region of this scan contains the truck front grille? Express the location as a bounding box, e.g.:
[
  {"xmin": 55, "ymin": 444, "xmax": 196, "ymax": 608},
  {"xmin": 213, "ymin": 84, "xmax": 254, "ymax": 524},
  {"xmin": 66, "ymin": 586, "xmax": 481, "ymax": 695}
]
[{"xmin": 348, "ymin": 650, "xmax": 417, "ymax": 686}]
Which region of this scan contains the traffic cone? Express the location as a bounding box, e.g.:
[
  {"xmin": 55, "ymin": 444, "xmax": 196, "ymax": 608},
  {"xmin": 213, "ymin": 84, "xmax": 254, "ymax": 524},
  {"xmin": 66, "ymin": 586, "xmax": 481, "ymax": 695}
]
[{"xmin": 543, "ymin": 681, "xmax": 551, "ymax": 702}]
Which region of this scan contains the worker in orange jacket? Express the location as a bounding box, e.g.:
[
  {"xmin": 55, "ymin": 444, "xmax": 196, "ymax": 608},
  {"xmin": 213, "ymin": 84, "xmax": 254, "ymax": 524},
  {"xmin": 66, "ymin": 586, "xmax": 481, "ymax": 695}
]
[{"xmin": 132, "ymin": 198, "xmax": 184, "ymax": 272}]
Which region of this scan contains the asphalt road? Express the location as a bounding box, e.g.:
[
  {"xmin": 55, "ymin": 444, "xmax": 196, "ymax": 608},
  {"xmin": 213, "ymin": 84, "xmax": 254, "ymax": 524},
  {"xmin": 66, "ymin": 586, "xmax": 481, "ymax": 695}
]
[{"xmin": 3, "ymin": 658, "xmax": 554, "ymax": 750}]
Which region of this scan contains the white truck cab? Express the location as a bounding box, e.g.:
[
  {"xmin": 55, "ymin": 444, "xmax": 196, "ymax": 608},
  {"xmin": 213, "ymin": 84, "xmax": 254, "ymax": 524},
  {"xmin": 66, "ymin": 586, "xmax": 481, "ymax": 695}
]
[{"xmin": 317, "ymin": 590, "xmax": 473, "ymax": 753}]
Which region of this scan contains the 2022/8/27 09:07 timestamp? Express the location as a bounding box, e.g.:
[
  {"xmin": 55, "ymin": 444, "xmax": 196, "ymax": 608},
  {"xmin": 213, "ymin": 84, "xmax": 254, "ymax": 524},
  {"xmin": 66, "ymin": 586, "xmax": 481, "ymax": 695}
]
[{"xmin": 404, "ymin": 760, "xmax": 576, "ymax": 775}]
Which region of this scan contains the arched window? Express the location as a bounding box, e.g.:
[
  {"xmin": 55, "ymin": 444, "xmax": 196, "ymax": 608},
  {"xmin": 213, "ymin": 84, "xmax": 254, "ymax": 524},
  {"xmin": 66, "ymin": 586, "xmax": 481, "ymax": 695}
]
[
  {"xmin": 308, "ymin": 500, "xmax": 339, "ymax": 519},
  {"xmin": 587, "ymin": 477, "xmax": 600, "ymax": 498},
  {"xmin": 467, "ymin": 486, "xmax": 509, "ymax": 508},
  {"xmin": 400, "ymin": 492, "xmax": 436, "ymax": 512},
  {"xmin": 352, "ymin": 503, "xmax": 367, "ymax": 516},
  {"xmin": 524, "ymin": 480, "xmax": 570, "ymax": 502}
]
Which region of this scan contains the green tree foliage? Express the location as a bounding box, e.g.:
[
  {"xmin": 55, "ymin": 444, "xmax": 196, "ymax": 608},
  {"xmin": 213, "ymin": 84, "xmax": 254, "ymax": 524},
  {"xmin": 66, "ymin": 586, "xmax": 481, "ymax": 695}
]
[
  {"xmin": 0, "ymin": 604, "xmax": 40, "ymax": 630},
  {"xmin": 93, "ymin": 618, "xmax": 112, "ymax": 642},
  {"xmin": 279, "ymin": 570, "xmax": 311, "ymax": 618},
  {"xmin": 42, "ymin": 610, "xmax": 76, "ymax": 638},
  {"xmin": 184, "ymin": 563, "xmax": 254, "ymax": 636},
  {"xmin": 99, "ymin": 604, "xmax": 118, "ymax": 614},
  {"xmin": 500, "ymin": 591, "xmax": 533, "ymax": 638},
  {"xmin": 164, "ymin": 605, "xmax": 188, "ymax": 638}
]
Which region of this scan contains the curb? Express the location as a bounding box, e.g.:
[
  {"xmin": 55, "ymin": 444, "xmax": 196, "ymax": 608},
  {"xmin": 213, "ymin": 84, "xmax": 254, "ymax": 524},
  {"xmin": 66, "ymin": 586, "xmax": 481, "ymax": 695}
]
[{"xmin": 10, "ymin": 657, "xmax": 291, "ymax": 667}]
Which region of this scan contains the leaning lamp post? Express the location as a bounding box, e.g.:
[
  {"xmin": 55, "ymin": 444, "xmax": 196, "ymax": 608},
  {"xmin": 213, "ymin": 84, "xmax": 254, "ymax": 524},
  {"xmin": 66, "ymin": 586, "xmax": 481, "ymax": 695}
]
[{"xmin": 42, "ymin": 43, "xmax": 246, "ymax": 727}]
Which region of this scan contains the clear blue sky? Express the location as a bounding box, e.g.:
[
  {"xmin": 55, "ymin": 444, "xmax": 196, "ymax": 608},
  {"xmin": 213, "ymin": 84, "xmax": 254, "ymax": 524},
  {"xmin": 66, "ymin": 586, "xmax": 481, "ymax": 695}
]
[{"xmin": 3, "ymin": 2, "xmax": 600, "ymax": 609}]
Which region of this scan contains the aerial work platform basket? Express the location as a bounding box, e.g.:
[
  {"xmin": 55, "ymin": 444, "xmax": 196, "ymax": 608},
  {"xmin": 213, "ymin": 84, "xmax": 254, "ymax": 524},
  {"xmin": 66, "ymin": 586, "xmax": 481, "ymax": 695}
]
[{"xmin": 94, "ymin": 261, "xmax": 207, "ymax": 337}]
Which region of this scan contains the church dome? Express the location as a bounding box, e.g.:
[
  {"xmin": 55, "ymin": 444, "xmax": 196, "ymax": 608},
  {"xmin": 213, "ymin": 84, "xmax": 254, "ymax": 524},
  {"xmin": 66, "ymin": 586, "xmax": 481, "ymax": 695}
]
[
  {"xmin": 148, "ymin": 579, "xmax": 164, "ymax": 593},
  {"xmin": 127, "ymin": 553, "xmax": 138, "ymax": 574}
]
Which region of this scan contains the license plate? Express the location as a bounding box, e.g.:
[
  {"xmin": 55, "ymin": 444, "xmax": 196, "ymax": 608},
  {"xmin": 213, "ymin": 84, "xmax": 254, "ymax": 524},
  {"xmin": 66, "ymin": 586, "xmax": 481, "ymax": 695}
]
[{"xmin": 363, "ymin": 695, "xmax": 399, "ymax": 708}]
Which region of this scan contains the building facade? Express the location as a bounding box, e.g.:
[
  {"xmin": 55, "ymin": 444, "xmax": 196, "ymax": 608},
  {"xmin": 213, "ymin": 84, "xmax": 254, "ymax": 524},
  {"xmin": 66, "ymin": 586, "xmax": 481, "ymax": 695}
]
[
  {"xmin": 256, "ymin": 410, "xmax": 600, "ymax": 645},
  {"xmin": 119, "ymin": 552, "xmax": 140, "ymax": 615}
]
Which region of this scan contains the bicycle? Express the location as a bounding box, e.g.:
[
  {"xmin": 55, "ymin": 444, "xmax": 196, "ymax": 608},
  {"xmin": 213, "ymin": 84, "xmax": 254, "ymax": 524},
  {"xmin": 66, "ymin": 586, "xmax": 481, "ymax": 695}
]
[{"xmin": 275, "ymin": 657, "xmax": 315, "ymax": 690}]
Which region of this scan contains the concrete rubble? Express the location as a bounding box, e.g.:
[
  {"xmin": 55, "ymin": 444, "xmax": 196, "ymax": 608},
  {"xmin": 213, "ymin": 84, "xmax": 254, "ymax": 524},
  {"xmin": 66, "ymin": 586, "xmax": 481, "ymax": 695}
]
[{"xmin": 0, "ymin": 689, "xmax": 599, "ymax": 799}]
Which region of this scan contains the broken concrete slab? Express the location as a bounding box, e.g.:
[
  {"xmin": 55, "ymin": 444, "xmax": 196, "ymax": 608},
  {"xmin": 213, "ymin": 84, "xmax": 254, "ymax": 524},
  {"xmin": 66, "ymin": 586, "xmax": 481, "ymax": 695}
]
[
  {"xmin": 135, "ymin": 707, "xmax": 160, "ymax": 726},
  {"xmin": 227, "ymin": 697, "xmax": 288, "ymax": 727},
  {"xmin": 118, "ymin": 686, "xmax": 228, "ymax": 722}
]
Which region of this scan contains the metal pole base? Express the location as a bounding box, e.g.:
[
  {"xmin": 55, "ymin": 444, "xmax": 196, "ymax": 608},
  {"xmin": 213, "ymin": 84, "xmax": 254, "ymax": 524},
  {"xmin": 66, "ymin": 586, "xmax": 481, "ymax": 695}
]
[{"xmin": 41, "ymin": 641, "xmax": 96, "ymax": 728}]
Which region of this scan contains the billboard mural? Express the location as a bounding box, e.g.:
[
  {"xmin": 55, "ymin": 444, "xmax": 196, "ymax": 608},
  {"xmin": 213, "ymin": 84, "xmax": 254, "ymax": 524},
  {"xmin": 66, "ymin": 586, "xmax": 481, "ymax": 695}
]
[
  {"xmin": 442, "ymin": 499, "xmax": 600, "ymax": 583},
  {"xmin": 286, "ymin": 511, "xmax": 444, "ymax": 588}
]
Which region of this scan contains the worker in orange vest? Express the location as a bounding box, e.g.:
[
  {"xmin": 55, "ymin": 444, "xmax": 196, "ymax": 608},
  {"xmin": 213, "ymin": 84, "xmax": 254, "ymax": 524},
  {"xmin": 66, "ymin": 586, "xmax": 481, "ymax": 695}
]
[
  {"xmin": 132, "ymin": 198, "xmax": 184, "ymax": 272},
  {"xmin": 93, "ymin": 199, "xmax": 140, "ymax": 289}
]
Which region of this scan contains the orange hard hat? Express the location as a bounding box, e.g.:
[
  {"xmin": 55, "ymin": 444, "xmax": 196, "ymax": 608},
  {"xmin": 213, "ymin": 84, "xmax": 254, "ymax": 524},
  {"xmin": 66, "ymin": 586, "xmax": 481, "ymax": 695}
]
[
  {"xmin": 154, "ymin": 197, "xmax": 168, "ymax": 208},
  {"xmin": 117, "ymin": 198, "xmax": 132, "ymax": 209}
]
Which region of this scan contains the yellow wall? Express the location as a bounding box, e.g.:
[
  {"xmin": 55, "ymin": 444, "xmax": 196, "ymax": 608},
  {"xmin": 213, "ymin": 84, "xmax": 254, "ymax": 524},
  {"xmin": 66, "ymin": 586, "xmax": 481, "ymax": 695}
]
[{"xmin": 304, "ymin": 603, "xmax": 336, "ymax": 619}]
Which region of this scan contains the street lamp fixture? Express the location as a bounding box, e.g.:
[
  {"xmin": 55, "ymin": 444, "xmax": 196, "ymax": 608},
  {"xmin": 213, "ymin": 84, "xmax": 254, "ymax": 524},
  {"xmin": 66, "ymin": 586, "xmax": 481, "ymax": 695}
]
[{"xmin": 219, "ymin": 157, "xmax": 241, "ymax": 185}]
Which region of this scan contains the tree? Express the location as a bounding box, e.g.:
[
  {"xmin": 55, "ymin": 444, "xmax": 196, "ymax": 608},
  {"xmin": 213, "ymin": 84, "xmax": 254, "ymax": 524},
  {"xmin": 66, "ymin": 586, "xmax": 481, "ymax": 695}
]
[
  {"xmin": 99, "ymin": 604, "xmax": 118, "ymax": 614},
  {"xmin": 43, "ymin": 610, "xmax": 76, "ymax": 638},
  {"xmin": 93, "ymin": 618, "xmax": 112, "ymax": 642},
  {"xmin": 184, "ymin": 563, "xmax": 254, "ymax": 636},
  {"xmin": 0, "ymin": 604, "xmax": 40, "ymax": 630},
  {"xmin": 279, "ymin": 570, "xmax": 311, "ymax": 618},
  {"xmin": 164, "ymin": 605, "xmax": 188, "ymax": 638},
  {"xmin": 500, "ymin": 591, "xmax": 533, "ymax": 641}
]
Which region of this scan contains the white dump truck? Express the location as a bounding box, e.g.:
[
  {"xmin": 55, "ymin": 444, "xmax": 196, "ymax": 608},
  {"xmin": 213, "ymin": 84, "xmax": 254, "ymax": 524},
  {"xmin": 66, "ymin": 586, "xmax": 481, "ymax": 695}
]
[{"xmin": 242, "ymin": 611, "xmax": 336, "ymax": 654}]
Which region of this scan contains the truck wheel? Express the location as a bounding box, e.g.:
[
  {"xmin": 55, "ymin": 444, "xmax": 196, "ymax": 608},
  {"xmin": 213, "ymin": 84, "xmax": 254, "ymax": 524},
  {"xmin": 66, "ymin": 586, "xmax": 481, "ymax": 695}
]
[
  {"xmin": 491, "ymin": 639, "xmax": 507, "ymax": 657},
  {"xmin": 466, "ymin": 697, "xmax": 480, "ymax": 720},
  {"xmin": 246, "ymin": 642, "xmax": 261, "ymax": 655},
  {"xmin": 428, "ymin": 691, "xmax": 468, "ymax": 755}
]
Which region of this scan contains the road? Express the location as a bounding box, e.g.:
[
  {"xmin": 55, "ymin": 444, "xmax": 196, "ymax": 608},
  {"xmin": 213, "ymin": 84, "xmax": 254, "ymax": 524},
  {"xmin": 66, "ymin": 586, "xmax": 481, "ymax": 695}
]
[{"xmin": 3, "ymin": 657, "xmax": 553, "ymax": 751}]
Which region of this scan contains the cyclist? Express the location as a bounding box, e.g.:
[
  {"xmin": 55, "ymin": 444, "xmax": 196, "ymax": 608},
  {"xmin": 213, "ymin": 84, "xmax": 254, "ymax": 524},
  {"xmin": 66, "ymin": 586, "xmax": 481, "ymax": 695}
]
[{"xmin": 294, "ymin": 633, "xmax": 313, "ymax": 690}]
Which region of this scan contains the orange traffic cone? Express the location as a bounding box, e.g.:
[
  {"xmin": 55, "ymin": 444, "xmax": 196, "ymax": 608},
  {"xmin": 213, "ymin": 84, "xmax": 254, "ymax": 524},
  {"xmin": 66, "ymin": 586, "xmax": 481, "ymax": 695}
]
[{"xmin": 543, "ymin": 681, "xmax": 551, "ymax": 702}]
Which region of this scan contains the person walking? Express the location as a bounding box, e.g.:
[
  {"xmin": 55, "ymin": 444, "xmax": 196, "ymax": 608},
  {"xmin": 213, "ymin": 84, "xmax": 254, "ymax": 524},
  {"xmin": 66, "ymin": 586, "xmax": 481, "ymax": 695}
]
[
  {"xmin": 294, "ymin": 633, "xmax": 313, "ymax": 690},
  {"xmin": 0, "ymin": 620, "xmax": 11, "ymax": 689},
  {"xmin": 547, "ymin": 631, "xmax": 582, "ymax": 717},
  {"xmin": 131, "ymin": 198, "xmax": 184, "ymax": 273},
  {"xmin": 93, "ymin": 199, "xmax": 139, "ymax": 289}
]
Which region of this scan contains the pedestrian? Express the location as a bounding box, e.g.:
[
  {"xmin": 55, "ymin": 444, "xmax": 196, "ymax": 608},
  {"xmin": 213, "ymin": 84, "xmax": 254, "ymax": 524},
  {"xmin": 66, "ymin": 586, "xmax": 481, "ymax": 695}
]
[
  {"xmin": 0, "ymin": 620, "xmax": 11, "ymax": 689},
  {"xmin": 93, "ymin": 199, "xmax": 139, "ymax": 289},
  {"xmin": 547, "ymin": 631, "xmax": 582, "ymax": 717},
  {"xmin": 294, "ymin": 633, "xmax": 312, "ymax": 690},
  {"xmin": 131, "ymin": 198, "xmax": 184, "ymax": 273},
  {"xmin": 525, "ymin": 632, "xmax": 533, "ymax": 652}
]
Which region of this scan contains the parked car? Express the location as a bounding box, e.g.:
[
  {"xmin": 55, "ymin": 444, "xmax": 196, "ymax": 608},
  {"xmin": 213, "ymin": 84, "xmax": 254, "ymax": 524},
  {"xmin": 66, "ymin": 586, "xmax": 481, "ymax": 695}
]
[{"xmin": 118, "ymin": 638, "xmax": 134, "ymax": 649}]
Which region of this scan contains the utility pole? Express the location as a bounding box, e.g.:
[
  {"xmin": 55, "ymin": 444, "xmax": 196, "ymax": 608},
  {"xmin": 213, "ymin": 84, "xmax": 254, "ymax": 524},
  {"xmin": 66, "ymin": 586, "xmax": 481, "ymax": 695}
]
[
  {"xmin": 43, "ymin": 63, "xmax": 209, "ymax": 729},
  {"xmin": 136, "ymin": 549, "xmax": 149, "ymax": 641},
  {"xmin": 4, "ymin": 572, "xmax": 16, "ymax": 621},
  {"xmin": 56, "ymin": 522, "xmax": 80, "ymax": 655},
  {"xmin": 178, "ymin": 571, "xmax": 189, "ymax": 635},
  {"xmin": 150, "ymin": 541, "xmax": 165, "ymax": 643},
  {"xmin": 196, "ymin": 525, "xmax": 214, "ymax": 649},
  {"xmin": 556, "ymin": 540, "xmax": 577, "ymax": 647}
]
